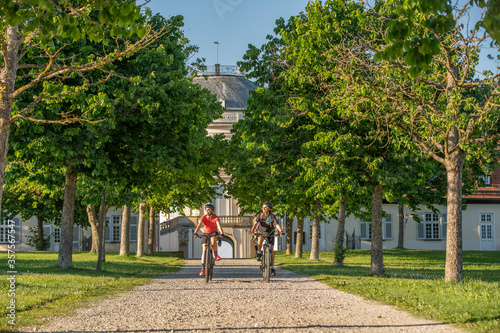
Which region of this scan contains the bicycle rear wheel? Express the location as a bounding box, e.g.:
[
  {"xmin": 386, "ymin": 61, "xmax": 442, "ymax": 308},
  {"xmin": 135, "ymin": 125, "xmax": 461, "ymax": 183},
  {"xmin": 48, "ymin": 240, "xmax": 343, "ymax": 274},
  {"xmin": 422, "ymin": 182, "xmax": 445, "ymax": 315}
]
[
  {"xmin": 204, "ymin": 247, "xmax": 212, "ymax": 283},
  {"xmin": 263, "ymin": 245, "xmax": 271, "ymax": 282}
]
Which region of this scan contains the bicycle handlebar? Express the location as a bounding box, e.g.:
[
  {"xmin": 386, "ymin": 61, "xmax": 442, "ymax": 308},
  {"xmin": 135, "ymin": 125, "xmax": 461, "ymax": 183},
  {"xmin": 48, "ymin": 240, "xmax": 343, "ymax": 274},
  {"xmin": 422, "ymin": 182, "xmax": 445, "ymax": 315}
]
[
  {"xmin": 194, "ymin": 233, "xmax": 224, "ymax": 239},
  {"xmin": 253, "ymin": 229, "xmax": 283, "ymax": 238}
]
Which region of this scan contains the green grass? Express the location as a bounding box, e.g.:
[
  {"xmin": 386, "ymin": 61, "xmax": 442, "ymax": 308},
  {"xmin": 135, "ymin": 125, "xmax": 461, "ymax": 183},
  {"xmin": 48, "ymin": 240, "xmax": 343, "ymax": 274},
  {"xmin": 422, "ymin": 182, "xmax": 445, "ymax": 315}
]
[
  {"xmin": 274, "ymin": 249, "xmax": 500, "ymax": 333},
  {"xmin": 0, "ymin": 251, "xmax": 184, "ymax": 332}
]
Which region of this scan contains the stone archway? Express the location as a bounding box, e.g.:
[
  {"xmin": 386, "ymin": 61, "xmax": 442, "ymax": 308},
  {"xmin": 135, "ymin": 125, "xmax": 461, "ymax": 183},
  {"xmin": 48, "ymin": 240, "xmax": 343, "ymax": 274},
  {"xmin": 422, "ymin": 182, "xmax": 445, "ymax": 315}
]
[{"xmin": 218, "ymin": 235, "xmax": 235, "ymax": 259}]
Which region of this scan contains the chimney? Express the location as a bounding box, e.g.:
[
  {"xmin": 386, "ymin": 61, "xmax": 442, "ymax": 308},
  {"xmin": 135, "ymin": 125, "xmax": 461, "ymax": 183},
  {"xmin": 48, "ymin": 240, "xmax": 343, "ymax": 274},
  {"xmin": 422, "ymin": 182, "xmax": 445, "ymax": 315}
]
[{"xmin": 215, "ymin": 64, "xmax": 220, "ymax": 76}]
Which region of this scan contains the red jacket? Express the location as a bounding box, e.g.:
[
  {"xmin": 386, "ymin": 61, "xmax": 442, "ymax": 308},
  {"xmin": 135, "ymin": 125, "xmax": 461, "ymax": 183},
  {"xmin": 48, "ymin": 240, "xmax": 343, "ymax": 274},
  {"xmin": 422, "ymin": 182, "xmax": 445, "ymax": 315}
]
[{"xmin": 200, "ymin": 214, "xmax": 220, "ymax": 233}]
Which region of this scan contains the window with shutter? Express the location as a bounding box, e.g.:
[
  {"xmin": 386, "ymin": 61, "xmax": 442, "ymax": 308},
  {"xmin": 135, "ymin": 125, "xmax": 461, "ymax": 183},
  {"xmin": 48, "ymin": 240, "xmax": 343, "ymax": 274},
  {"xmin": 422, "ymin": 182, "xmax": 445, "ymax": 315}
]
[
  {"xmin": 360, "ymin": 220, "xmax": 370, "ymax": 240},
  {"xmin": 384, "ymin": 214, "xmax": 392, "ymax": 240},
  {"xmin": 416, "ymin": 212, "xmax": 446, "ymax": 240},
  {"xmin": 441, "ymin": 213, "xmax": 447, "ymax": 239},
  {"xmin": 43, "ymin": 226, "xmax": 51, "ymax": 242},
  {"xmin": 105, "ymin": 217, "xmax": 110, "ymax": 242},
  {"xmin": 130, "ymin": 215, "xmax": 138, "ymax": 242},
  {"xmin": 73, "ymin": 225, "xmax": 80, "ymax": 242},
  {"xmin": 0, "ymin": 218, "xmax": 22, "ymax": 243}
]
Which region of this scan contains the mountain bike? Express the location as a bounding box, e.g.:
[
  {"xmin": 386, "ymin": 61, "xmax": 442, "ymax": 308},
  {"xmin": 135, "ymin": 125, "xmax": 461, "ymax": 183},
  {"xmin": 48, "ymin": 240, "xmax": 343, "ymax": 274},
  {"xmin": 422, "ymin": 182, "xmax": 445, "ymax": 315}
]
[
  {"xmin": 195, "ymin": 233, "xmax": 222, "ymax": 283},
  {"xmin": 254, "ymin": 228, "xmax": 276, "ymax": 282}
]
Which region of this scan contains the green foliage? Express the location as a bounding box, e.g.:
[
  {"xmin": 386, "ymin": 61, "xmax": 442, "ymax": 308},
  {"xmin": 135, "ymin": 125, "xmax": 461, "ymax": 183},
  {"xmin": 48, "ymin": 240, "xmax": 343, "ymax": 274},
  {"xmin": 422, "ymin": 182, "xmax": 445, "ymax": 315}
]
[
  {"xmin": 332, "ymin": 240, "xmax": 347, "ymax": 263},
  {"xmin": 0, "ymin": 0, "xmax": 142, "ymax": 47},
  {"xmin": 25, "ymin": 226, "xmax": 52, "ymax": 251},
  {"xmin": 9, "ymin": 12, "xmax": 225, "ymax": 215},
  {"xmin": 382, "ymin": 0, "xmax": 498, "ymax": 77},
  {"xmin": 275, "ymin": 250, "xmax": 500, "ymax": 332},
  {"xmin": 473, "ymin": 0, "xmax": 500, "ymax": 44}
]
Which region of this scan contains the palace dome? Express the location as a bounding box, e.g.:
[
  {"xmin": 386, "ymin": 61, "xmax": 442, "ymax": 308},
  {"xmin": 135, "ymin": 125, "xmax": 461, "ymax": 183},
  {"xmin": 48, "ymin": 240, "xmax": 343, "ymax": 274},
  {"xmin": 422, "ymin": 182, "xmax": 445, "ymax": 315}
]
[{"xmin": 192, "ymin": 65, "xmax": 257, "ymax": 110}]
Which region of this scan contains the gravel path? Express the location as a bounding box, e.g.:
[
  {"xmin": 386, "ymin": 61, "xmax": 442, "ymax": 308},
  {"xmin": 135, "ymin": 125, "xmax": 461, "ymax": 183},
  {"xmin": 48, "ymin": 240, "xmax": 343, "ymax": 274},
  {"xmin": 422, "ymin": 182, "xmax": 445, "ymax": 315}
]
[{"xmin": 24, "ymin": 259, "xmax": 464, "ymax": 333}]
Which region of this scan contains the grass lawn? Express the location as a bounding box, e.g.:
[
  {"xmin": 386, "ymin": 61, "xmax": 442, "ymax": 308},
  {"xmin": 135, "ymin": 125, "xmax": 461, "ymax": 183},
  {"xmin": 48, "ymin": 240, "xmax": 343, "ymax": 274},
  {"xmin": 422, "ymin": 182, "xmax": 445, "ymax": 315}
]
[
  {"xmin": 0, "ymin": 251, "xmax": 184, "ymax": 332},
  {"xmin": 274, "ymin": 249, "xmax": 500, "ymax": 333}
]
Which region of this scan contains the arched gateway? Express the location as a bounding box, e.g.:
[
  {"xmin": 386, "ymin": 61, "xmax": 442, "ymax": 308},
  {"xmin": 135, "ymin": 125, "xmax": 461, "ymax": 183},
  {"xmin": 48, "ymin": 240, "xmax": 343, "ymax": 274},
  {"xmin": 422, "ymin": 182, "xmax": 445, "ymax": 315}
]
[{"xmin": 158, "ymin": 65, "xmax": 258, "ymax": 259}]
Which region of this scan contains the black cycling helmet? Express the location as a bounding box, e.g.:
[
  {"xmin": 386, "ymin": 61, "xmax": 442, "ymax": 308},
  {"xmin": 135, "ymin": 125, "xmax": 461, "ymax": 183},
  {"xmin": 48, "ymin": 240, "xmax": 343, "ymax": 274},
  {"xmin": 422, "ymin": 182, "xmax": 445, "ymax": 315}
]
[
  {"xmin": 262, "ymin": 201, "xmax": 273, "ymax": 209},
  {"xmin": 205, "ymin": 203, "xmax": 215, "ymax": 210}
]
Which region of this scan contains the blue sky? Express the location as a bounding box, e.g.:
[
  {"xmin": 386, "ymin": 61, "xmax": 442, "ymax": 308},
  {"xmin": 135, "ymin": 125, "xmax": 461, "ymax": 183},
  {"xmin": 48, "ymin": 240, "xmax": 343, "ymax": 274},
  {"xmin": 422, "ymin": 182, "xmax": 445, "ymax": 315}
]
[
  {"xmin": 143, "ymin": 0, "xmax": 498, "ymax": 76},
  {"xmin": 143, "ymin": 0, "xmax": 310, "ymax": 66}
]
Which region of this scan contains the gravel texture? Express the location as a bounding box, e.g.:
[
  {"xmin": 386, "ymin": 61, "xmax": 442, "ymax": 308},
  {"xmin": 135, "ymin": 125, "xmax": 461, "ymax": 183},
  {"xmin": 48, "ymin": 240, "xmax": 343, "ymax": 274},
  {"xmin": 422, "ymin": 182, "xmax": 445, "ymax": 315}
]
[{"xmin": 24, "ymin": 259, "xmax": 464, "ymax": 333}]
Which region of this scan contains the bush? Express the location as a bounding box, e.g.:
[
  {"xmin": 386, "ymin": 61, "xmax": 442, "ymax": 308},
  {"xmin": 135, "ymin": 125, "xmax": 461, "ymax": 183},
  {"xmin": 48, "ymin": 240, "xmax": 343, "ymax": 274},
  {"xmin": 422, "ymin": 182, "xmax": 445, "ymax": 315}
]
[
  {"xmin": 26, "ymin": 226, "xmax": 52, "ymax": 251},
  {"xmin": 332, "ymin": 240, "xmax": 347, "ymax": 264}
]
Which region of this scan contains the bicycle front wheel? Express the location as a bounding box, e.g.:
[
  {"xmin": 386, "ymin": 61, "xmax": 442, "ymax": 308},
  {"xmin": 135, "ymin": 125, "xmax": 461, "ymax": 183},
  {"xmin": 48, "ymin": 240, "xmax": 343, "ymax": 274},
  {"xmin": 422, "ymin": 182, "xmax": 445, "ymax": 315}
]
[
  {"xmin": 264, "ymin": 245, "xmax": 271, "ymax": 282},
  {"xmin": 204, "ymin": 248, "xmax": 212, "ymax": 283}
]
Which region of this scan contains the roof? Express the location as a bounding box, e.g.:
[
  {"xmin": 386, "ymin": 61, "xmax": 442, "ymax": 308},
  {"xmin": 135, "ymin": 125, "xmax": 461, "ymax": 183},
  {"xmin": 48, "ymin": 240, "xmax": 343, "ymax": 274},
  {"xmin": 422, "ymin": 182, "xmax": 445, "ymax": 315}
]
[{"xmin": 193, "ymin": 75, "xmax": 257, "ymax": 109}]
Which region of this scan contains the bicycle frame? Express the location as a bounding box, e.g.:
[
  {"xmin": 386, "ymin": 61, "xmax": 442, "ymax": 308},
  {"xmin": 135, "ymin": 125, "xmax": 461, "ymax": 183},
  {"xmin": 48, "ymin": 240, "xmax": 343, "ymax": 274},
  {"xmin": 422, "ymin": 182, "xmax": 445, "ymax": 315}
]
[{"xmin": 197, "ymin": 233, "xmax": 221, "ymax": 283}]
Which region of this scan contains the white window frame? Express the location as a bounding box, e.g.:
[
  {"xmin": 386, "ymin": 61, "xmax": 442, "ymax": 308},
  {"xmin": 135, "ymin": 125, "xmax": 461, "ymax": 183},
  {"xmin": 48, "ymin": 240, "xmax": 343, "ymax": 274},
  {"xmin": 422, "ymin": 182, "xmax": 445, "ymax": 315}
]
[
  {"xmin": 43, "ymin": 221, "xmax": 61, "ymax": 245},
  {"xmin": 417, "ymin": 212, "xmax": 447, "ymax": 240},
  {"xmin": 105, "ymin": 216, "xmax": 121, "ymax": 242},
  {"xmin": 0, "ymin": 217, "xmax": 22, "ymax": 244},
  {"xmin": 479, "ymin": 213, "xmax": 494, "ymax": 240},
  {"xmin": 360, "ymin": 214, "xmax": 392, "ymax": 240}
]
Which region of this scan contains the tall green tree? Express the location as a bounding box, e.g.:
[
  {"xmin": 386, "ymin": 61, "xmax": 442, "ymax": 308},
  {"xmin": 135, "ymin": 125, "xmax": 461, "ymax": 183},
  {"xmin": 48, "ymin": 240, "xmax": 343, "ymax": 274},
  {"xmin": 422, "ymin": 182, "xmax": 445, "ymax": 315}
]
[
  {"xmin": 325, "ymin": 0, "xmax": 499, "ymax": 282},
  {"xmin": 280, "ymin": 0, "xmax": 457, "ymax": 273},
  {"xmin": 0, "ymin": 0, "xmax": 169, "ymax": 217},
  {"xmin": 10, "ymin": 12, "xmax": 224, "ymax": 268}
]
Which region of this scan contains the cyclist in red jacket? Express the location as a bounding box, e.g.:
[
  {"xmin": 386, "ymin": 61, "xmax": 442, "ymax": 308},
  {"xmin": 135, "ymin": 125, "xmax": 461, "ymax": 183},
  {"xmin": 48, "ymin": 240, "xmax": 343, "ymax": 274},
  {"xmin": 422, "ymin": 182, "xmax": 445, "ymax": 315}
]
[
  {"xmin": 194, "ymin": 203, "xmax": 224, "ymax": 276},
  {"xmin": 250, "ymin": 201, "xmax": 284, "ymax": 276}
]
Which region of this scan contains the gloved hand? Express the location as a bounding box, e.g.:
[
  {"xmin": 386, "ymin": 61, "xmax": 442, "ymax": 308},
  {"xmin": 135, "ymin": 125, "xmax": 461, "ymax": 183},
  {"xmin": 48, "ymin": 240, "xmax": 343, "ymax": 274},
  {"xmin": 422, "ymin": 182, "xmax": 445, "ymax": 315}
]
[
  {"xmin": 250, "ymin": 231, "xmax": 254, "ymax": 234},
  {"xmin": 280, "ymin": 231, "xmax": 285, "ymax": 236}
]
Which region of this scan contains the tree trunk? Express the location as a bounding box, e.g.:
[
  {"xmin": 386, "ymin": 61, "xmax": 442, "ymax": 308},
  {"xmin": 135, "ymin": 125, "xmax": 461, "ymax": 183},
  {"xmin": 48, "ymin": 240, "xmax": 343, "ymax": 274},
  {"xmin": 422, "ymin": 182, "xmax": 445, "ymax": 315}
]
[
  {"xmin": 96, "ymin": 191, "xmax": 107, "ymax": 271},
  {"xmin": 309, "ymin": 215, "xmax": 320, "ymax": 260},
  {"xmin": 370, "ymin": 184, "xmax": 384, "ymax": 275},
  {"xmin": 86, "ymin": 204, "xmax": 100, "ymax": 253},
  {"xmin": 295, "ymin": 217, "xmax": 304, "ymax": 258},
  {"xmin": 286, "ymin": 214, "xmax": 293, "ymax": 255},
  {"xmin": 444, "ymin": 146, "xmax": 466, "ymax": 283},
  {"xmin": 397, "ymin": 202, "xmax": 405, "ymax": 249},
  {"xmin": 119, "ymin": 205, "xmax": 131, "ymax": 256},
  {"xmin": 137, "ymin": 201, "xmax": 146, "ymax": 257},
  {"xmin": 398, "ymin": 203, "xmax": 405, "ymax": 249},
  {"xmin": 0, "ymin": 26, "xmax": 20, "ymax": 215},
  {"xmin": 148, "ymin": 206, "xmax": 155, "ymax": 255},
  {"xmin": 37, "ymin": 216, "xmax": 44, "ymax": 250},
  {"xmin": 333, "ymin": 198, "xmax": 346, "ymax": 266},
  {"xmin": 57, "ymin": 163, "xmax": 78, "ymax": 269}
]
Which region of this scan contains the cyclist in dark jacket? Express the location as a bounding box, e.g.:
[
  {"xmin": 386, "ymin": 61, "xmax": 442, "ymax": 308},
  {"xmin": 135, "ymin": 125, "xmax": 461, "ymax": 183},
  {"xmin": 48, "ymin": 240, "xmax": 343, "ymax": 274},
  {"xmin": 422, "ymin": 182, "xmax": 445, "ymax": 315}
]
[{"xmin": 250, "ymin": 201, "xmax": 284, "ymax": 276}]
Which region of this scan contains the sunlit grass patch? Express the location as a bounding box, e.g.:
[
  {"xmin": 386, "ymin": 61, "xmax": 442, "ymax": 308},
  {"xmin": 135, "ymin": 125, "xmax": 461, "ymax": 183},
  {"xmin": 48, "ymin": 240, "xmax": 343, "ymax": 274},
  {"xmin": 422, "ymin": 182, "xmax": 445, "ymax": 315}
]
[
  {"xmin": 275, "ymin": 249, "xmax": 500, "ymax": 333},
  {"xmin": 0, "ymin": 251, "xmax": 183, "ymax": 331}
]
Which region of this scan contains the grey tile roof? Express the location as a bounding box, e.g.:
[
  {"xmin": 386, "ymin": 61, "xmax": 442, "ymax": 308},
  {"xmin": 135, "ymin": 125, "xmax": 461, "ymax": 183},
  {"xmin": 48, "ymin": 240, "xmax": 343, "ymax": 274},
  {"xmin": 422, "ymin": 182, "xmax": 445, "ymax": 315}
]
[{"xmin": 193, "ymin": 75, "xmax": 257, "ymax": 109}]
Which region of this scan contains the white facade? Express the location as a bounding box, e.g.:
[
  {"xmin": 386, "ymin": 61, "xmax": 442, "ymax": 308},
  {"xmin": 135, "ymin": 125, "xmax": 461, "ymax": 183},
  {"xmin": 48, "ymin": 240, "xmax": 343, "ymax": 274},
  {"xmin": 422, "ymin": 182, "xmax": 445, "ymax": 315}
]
[{"xmin": 277, "ymin": 203, "xmax": 499, "ymax": 252}]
